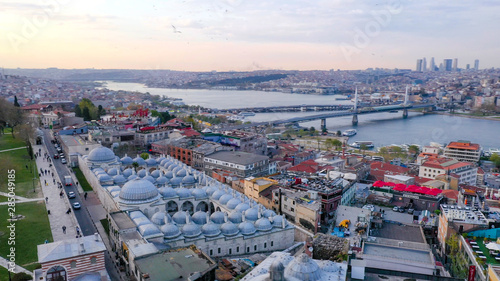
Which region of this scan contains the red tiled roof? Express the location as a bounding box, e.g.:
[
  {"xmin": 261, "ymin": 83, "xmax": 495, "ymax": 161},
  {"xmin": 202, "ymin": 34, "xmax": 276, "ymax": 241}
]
[
  {"xmin": 446, "ymin": 141, "xmax": 480, "ymax": 151},
  {"xmin": 370, "ymin": 161, "xmax": 410, "ymax": 181},
  {"xmin": 441, "ymin": 189, "xmax": 459, "ymax": 201},
  {"xmin": 180, "ymin": 128, "xmax": 200, "ymax": 137}
]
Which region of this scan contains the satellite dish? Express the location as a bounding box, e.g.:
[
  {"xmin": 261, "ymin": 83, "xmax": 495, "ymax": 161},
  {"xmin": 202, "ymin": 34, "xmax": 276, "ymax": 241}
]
[{"xmin": 308, "ymin": 246, "xmax": 313, "ymax": 252}]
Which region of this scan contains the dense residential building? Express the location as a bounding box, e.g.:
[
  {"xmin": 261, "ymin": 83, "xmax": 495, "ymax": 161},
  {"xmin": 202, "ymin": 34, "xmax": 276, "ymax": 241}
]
[
  {"xmin": 134, "ymin": 126, "xmax": 171, "ymax": 146},
  {"xmin": 419, "ymin": 157, "xmax": 478, "ymax": 185},
  {"xmin": 203, "ymin": 130, "xmax": 268, "ymax": 155},
  {"xmin": 204, "ymin": 150, "xmax": 270, "ymax": 178},
  {"xmin": 279, "ymin": 188, "xmax": 322, "ymax": 233},
  {"xmin": 444, "ymin": 141, "xmax": 481, "ymax": 162}
]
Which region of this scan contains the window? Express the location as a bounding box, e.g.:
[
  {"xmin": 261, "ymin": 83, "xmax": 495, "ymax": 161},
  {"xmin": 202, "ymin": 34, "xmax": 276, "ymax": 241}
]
[
  {"xmin": 271, "ymin": 241, "xmax": 274, "ymax": 247},
  {"xmin": 229, "ymin": 248, "xmax": 232, "ymax": 255},
  {"xmin": 218, "ymin": 248, "xmax": 221, "ymax": 254},
  {"xmin": 237, "ymin": 246, "xmax": 239, "ymax": 253},
  {"xmin": 247, "ymin": 247, "xmax": 250, "ymax": 253},
  {"xmin": 264, "ymin": 242, "xmax": 267, "ymax": 248},
  {"xmin": 254, "ymin": 245, "xmax": 257, "ymax": 251},
  {"xmin": 70, "ymin": 261, "xmax": 76, "ymax": 268},
  {"xmin": 91, "ymin": 257, "xmax": 97, "ymax": 264},
  {"xmin": 210, "ymin": 249, "xmax": 213, "ymax": 256}
]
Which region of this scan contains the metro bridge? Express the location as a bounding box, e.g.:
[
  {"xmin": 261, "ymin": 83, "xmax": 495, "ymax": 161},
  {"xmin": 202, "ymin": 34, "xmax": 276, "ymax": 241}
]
[{"xmin": 217, "ymin": 104, "xmax": 353, "ymax": 113}]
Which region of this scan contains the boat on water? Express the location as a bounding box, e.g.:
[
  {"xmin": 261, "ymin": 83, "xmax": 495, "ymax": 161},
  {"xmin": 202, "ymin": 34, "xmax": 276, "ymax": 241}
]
[
  {"xmin": 334, "ymin": 96, "xmax": 350, "ymax": 101},
  {"xmin": 239, "ymin": 112, "xmax": 256, "ymax": 116},
  {"xmin": 350, "ymin": 141, "xmax": 374, "ymax": 149},
  {"xmin": 342, "ymin": 129, "xmax": 357, "ymax": 137}
]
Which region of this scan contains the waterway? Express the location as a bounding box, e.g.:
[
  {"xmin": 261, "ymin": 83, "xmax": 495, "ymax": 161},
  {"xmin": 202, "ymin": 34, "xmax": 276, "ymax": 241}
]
[{"xmin": 103, "ymin": 81, "xmax": 500, "ymax": 149}]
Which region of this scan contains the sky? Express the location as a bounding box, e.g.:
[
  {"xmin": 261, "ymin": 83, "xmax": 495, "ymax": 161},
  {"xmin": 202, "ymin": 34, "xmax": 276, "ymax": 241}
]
[{"xmin": 0, "ymin": 0, "xmax": 499, "ymax": 71}]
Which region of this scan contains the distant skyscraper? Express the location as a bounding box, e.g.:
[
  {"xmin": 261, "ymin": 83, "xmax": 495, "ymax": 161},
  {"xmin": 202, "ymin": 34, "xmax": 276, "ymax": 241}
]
[
  {"xmin": 474, "ymin": 59, "xmax": 479, "ymax": 70},
  {"xmin": 422, "ymin": 58, "xmax": 427, "ymax": 71},
  {"xmin": 452, "ymin": 58, "xmax": 458, "ymax": 71},
  {"xmin": 430, "ymin": 57, "xmax": 436, "ymax": 71},
  {"xmin": 466, "ymin": 64, "xmax": 470, "ymax": 70},
  {"xmin": 416, "ymin": 59, "xmax": 423, "ymax": 71},
  {"xmin": 443, "ymin": 59, "xmax": 453, "ymax": 71},
  {"xmin": 439, "ymin": 63, "xmax": 444, "ymax": 72}
]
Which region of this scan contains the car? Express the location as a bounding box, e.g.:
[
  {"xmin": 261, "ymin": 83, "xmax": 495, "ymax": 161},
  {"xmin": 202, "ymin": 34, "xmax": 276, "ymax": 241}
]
[
  {"xmin": 53, "ymin": 154, "xmax": 59, "ymax": 159},
  {"xmin": 67, "ymin": 191, "xmax": 76, "ymax": 199},
  {"xmin": 362, "ymin": 205, "xmax": 375, "ymax": 212},
  {"xmin": 61, "ymin": 158, "xmax": 67, "ymax": 164},
  {"xmin": 392, "ymin": 206, "xmax": 399, "ymax": 212},
  {"xmin": 398, "ymin": 207, "xmax": 406, "ymax": 213},
  {"xmin": 407, "ymin": 208, "xmax": 414, "ymax": 214},
  {"xmin": 57, "ymin": 148, "xmax": 62, "ymax": 153},
  {"xmin": 59, "ymin": 152, "xmax": 65, "ymax": 157},
  {"xmin": 72, "ymin": 202, "xmax": 81, "ymax": 209}
]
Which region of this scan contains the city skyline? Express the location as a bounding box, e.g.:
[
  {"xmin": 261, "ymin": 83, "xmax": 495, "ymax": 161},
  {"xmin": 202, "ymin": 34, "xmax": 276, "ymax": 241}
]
[{"xmin": 1, "ymin": 0, "xmax": 500, "ymax": 71}]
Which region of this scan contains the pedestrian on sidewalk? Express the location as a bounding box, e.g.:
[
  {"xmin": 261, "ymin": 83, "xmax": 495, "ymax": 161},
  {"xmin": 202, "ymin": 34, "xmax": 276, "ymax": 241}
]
[
  {"xmin": 44, "ymin": 180, "xmax": 47, "ymax": 185},
  {"xmin": 84, "ymin": 192, "xmax": 87, "ymax": 200},
  {"xmin": 59, "ymin": 191, "xmax": 63, "ymax": 198},
  {"xmin": 45, "ymin": 197, "xmax": 48, "ymax": 203},
  {"xmin": 53, "ymin": 179, "xmax": 56, "ymax": 184},
  {"xmin": 62, "ymin": 225, "xmax": 66, "ymax": 234}
]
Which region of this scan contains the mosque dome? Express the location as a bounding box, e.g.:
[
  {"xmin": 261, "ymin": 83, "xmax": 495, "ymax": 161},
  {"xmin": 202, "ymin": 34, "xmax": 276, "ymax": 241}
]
[
  {"xmin": 164, "ymin": 171, "xmax": 174, "ymax": 179},
  {"xmin": 228, "ymin": 211, "xmax": 242, "ymax": 224},
  {"xmin": 155, "ymin": 176, "xmax": 169, "ymax": 186},
  {"xmin": 127, "ymin": 174, "xmax": 138, "ymax": 181},
  {"xmin": 182, "ymin": 175, "xmax": 196, "ymax": 185},
  {"xmin": 244, "ymin": 208, "xmax": 259, "ymax": 221},
  {"xmin": 176, "ymin": 169, "xmax": 188, "ymax": 178},
  {"xmin": 255, "ymin": 217, "xmax": 273, "ymax": 232},
  {"xmin": 238, "ymin": 221, "xmax": 256, "ymax": 236},
  {"xmin": 176, "ymin": 187, "xmax": 191, "ymax": 199},
  {"xmin": 151, "ymin": 211, "xmax": 168, "ymax": 225},
  {"xmin": 122, "ymin": 168, "xmax": 134, "ymax": 177},
  {"xmin": 133, "ymin": 156, "xmax": 146, "ymax": 166},
  {"xmin": 158, "ymin": 187, "xmax": 177, "ymax": 198},
  {"xmin": 121, "ymin": 155, "xmax": 133, "ymax": 165},
  {"xmin": 143, "ymin": 175, "xmax": 155, "ymax": 184},
  {"xmin": 129, "ymin": 211, "xmax": 144, "ymax": 220},
  {"xmin": 211, "ymin": 189, "xmax": 226, "ymax": 201},
  {"xmin": 150, "ymin": 170, "xmax": 161, "ymax": 178},
  {"xmin": 119, "ymin": 178, "xmax": 159, "ymax": 202},
  {"xmin": 205, "ymin": 185, "xmax": 219, "ymax": 196},
  {"xmin": 137, "ymin": 169, "xmax": 147, "ymax": 178},
  {"xmin": 272, "ymin": 215, "xmax": 287, "ymax": 228},
  {"xmin": 210, "ymin": 211, "xmax": 225, "ymax": 224},
  {"xmin": 181, "ymin": 221, "xmax": 202, "ymax": 238},
  {"xmin": 201, "ymin": 221, "xmax": 221, "ymax": 237},
  {"xmin": 107, "ymin": 168, "xmax": 118, "ymax": 176},
  {"xmin": 161, "ymin": 223, "xmax": 181, "ymax": 239},
  {"xmin": 192, "ymin": 211, "xmax": 208, "ymax": 225},
  {"xmin": 226, "ymin": 198, "xmax": 241, "ymax": 210},
  {"xmin": 133, "ymin": 217, "xmax": 151, "ymax": 227},
  {"xmin": 235, "ymin": 202, "xmax": 251, "ymax": 213},
  {"xmin": 159, "ymin": 159, "xmax": 169, "ymax": 166},
  {"xmin": 113, "ymin": 174, "xmax": 127, "ymax": 185},
  {"xmin": 88, "ymin": 146, "xmax": 116, "ymax": 163},
  {"xmin": 170, "ymin": 177, "xmax": 183, "ymax": 187},
  {"xmin": 263, "ymin": 209, "xmax": 277, "ymax": 218},
  {"xmin": 284, "ymin": 254, "xmax": 321, "ymax": 281},
  {"xmin": 146, "ymin": 158, "xmax": 157, "ymax": 167},
  {"xmin": 172, "ymin": 211, "xmax": 188, "ymax": 225},
  {"xmin": 138, "ymin": 224, "xmax": 161, "ymax": 237},
  {"xmin": 218, "ymin": 194, "xmax": 233, "ymax": 205},
  {"xmin": 97, "ymin": 173, "xmax": 113, "ymax": 183},
  {"xmin": 221, "ymin": 221, "xmax": 239, "ymax": 236},
  {"xmin": 321, "ymin": 261, "xmax": 339, "ymax": 272},
  {"xmin": 191, "ymin": 188, "xmax": 207, "ymax": 200}
]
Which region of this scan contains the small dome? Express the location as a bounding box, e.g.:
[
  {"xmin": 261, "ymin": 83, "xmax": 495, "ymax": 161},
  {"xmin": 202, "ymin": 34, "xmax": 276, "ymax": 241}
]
[
  {"xmin": 161, "ymin": 222, "xmax": 181, "ymax": 239},
  {"xmin": 172, "ymin": 211, "xmax": 188, "ymax": 225},
  {"xmin": 158, "ymin": 186, "xmax": 177, "ymax": 198},
  {"xmin": 176, "ymin": 169, "xmax": 187, "ymax": 177},
  {"xmin": 228, "ymin": 211, "xmax": 242, "ymax": 224},
  {"xmin": 129, "ymin": 211, "xmax": 145, "ymax": 219},
  {"xmin": 138, "ymin": 224, "xmax": 161, "ymax": 237},
  {"xmin": 151, "ymin": 211, "xmax": 168, "ymax": 225},
  {"xmin": 226, "ymin": 198, "xmax": 241, "ymax": 210},
  {"xmin": 151, "ymin": 170, "xmax": 161, "ymax": 178},
  {"xmin": 182, "ymin": 175, "xmax": 196, "ymax": 185},
  {"xmin": 263, "ymin": 209, "xmax": 277, "ymax": 218},
  {"xmin": 191, "ymin": 188, "xmax": 207, "ymax": 199},
  {"xmin": 133, "ymin": 156, "xmax": 146, "ymax": 166},
  {"xmin": 133, "ymin": 217, "xmax": 151, "ymax": 227},
  {"xmin": 321, "ymin": 261, "xmax": 339, "ymax": 272},
  {"xmin": 210, "ymin": 211, "xmax": 225, "ymax": 224},
  {"xmin": 284, "ymin": 254, "xmax": 321, "ymax": 281},
  {"xmin": 113, "ymin": 174, "xmax": 127, "ymax": 185},
  {"xmin": 137, "ymin": 169, "xmax": 147, "ymax": 178},
  {"xmin": 172, "ymin": 166, "xmax": 183, "ymax": 174},
  {"xmin": 235, "ymin": 202, "xmax": 251, "ymax": 213},
  {"xmin": 201, "ymin": 221, "xmax": 221, "ymax": 237},
  {"xmin": 167, "ymin": 163, "xmax": 179, "ymax": 171},
  {"xmin": 272, "ymin": 215, "xmax": 287, "ymax": 228},
  {"xmin": 88, "ymin": 146, "xmax": 116, "ymax": 162},
  {"xmin": 143, "ymin": 175, "xmax": 155, "ymax": 184},
  {"xmin": 181, "ymin": 221, "xmax": 202, "ymax": 238},
  {"xmin": 127, "ymin": 174, "xmax": 138, "ymax": 181},
  {"xmin": 221, "ymin": 221, "xmax": 239, "ymax": 236},
  {"xmin": 211, "ymin": 189, "xmax": 226, "ymax": 201},
  {"xmin": 121, "ymin": 155, "xmax": 133, "ymax": 165},
  {"xmin": 119, "ymin": 178, "xmax": 159, "ymax": 202},
  {"xmin": 218, "ymin": 194, "xmax": 233, "ymax": 205},
  {"xmin": 244, "ymin": 208, "xmax": 259, "ymax": 221},
  {"xmin": 238, "ymin": 221, "xmax": 256, "ymax": 235},
  {"xmin": 205, "ymin": 185, "xmax": 219, "ymax": 196},
  {"xmin": 146, "ymin": 158, "xmax": 157, "ymax": 166},
  {"xmin": 269, "ymin": 260, "xmax": 285, "ymax": 274},
  {"xmin": 155, "ymin": 176, "xmax": 169, "ymax": 186},
  {"xmin": 164, "ymin": 171, "xmax": 174, "ymax": 179},
  {"xmin": 192, "ymin": 211, "xmax": 208, "ymax": 225},
  {"xmin": 255, "ymin": 217, "xmax": 273, "ymax": 232},
  {"xmin": 97, "ymin": 173, "xmax": 113, "ymax": 183},
  {"xmin": 176, "ymin": 187, "xmax": 191, "ymax": 198},
  {"xmin": 122, "ymin": 168, "xmax": 133, "ymax": 178},
  {"xmin": 170, "ymin": 177, "xmax": 183, "ymax": 187},
  {"xmin": 107, "ymin": 168, "xmax": 118, "ymax": 176}
]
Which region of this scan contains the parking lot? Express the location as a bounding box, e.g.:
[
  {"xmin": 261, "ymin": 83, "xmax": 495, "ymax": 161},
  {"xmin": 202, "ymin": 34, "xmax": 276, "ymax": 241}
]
[{"xmin": 366, "ymin": 205, "xmax": 415, "ymax": 224}]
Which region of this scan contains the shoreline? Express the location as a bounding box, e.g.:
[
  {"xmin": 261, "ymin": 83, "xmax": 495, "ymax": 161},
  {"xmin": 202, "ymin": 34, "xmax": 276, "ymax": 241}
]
[{"xmin": 429, "ymin": 111, "xmax": 500, "ymax": 122}]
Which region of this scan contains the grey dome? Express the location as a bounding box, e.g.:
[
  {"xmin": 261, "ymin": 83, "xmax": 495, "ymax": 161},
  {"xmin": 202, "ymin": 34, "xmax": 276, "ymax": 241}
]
[
  {"xmin": 228, "ymin": 211, "xmax": 242, "ymax": 224},
  {"xmin": 155, "ymin": 176, "xmax": 169, "ymax": 186},
  {"xmin": 270, "ymin": 260, "xmax": 285, "ymax": 275},
  {"xmin": 158, "ymin": 157, "xmax": 167, "ymax": 164},
  {"xmin": 244, "ymin": 208, "xmax": 259, "ymax": 221},
  {"xmin": 129, "ymin": 211, "xmax": 145, "ymax": 220},
  {"xmin": 191, "ymin": 188, "xmax": 207, "ymax": 199},
  {"xmin": 97, "ymin": 173, "xmax": 113, "ymax": 183},
  {"xmin": 221, "ymin": 221, "xmax": 239, "ymax": 236},
  {"xmin": 122, "ymin": 168, "xmax": 133, "ymax": 177},
  {"xmin": 158, "ymin": 186, "xmax": 177, "ymax": 198},
  {"xmin": 113, "ymin": 174, "xmax": 127, "ymax": 185},
  {"xmin": 133, "ymin": 156, "xmax": 146, "ymax": 166},
  {"xmin": 181, "ymin": 221, "xmax": 202, "ymax": 238},
  {"xmin": 211, "ymin": 189, "xmax": 225, "ymax": 200},
  {"xmin": 93, "ymin": 168, "xmax": 106, "ymax": 175},
  {"xmin": 161, "ymin": 222, "xmax": 181, "ymax": 239},
  {"xmin": 138, "ymin": 224, "xmax": 161, "ymax": 237},
  {"xmin": 235, "ymin": 202, "xmax": 251, "ymax": 213},
  {"xmin": 151, "ymin": 211, "xmax": 168, "ymax": 225},
  {"xmin": 151, "ymin": 170, "xmax": 161, "ymax": 178},
  {"xmin": 284, "ymin": 254, "xmax": 321, "ymax": 281},
  {"xmin": 272, "ymin": 215, "xmax": 287, "ymax": 228},
  {"xmin": 226, "ymin": 198, "xmax": 241, "ymax": 210},
  {"xmin": 218, "ymin": 194, "xmax": 233, "ymax": 205},
  {"xmin": 172, "ymin": 166, "xmax": 183, "ymax": 174},
  {"xmin": 121, "ymin": 155, "xmax": 133, "ymax": 165},
  {"xmin": 176, "ymin": 187, "xmax": 191, "ymax": 198},
  {"xmin": 107, "ymin": 168, "xmax": 118, "ymax": 176},
  {"xmin": 164, "ymin": 171, "xmax": 174, "ymax": 179},
  {"xmin": 255, "ymin": 217, "xmax": 273, "ymax": 232},
  {"xmin": 127, "ymin": 174, "xmax": 138, "ymax": 181},
  {"xmin": 201, "ymin": 221, "xmax": 221, "ymax": 237},
  {"xmin": 167, "ymin": 163, "xmax": 179, "ymax": 171},
  {"xmin": 192, "ymin": 211, "xmax": 208, "ymax": 225},
  {"xmin": 172, "ymin": 211, "xmax": 188, "ymax": 225},
  {"xmin": 119, "ymin": 178, "xmax": 159, "ymax": 201},
  {"xmin": 143, "ymin": 175, "xmax": 155, "ymax": 184},
  {"xmin": 137, "ymin": 169, "xmax": 147, "ymax": 178},
  {"xmin": 146, "ymin": 158, "xmax": 157, "ymax": 167},
  {"xmin": 238, "ymin": 221, "xmax": 256, "ymax": 235},
  {"xmin": 263, "ymin": 209, "xmax": 277, "ymax": 218},
  {"xmin": 170, "ymin": 177, "xmax": 183, "ymax": 187},
  {"xmin": 205, "ymin": 185, "xmax": 219, "ymax": 196},
  {"xmin": 176, "ymin": 169, "xmax": 187, "ymax": 177},
  {"xmin": 88, "ymin": 146, "xmax": 116, "ymax": 162},
  {"xmin": 210, "ymin": 211, "xmax": 225, "ymax": 224},
  {"xmin": 133, "ymin": 217, "xmax": 151, "ymax": 227},
  {"xmin": 182, "ymin": 175, "xmax": 196, "ymax": 185}
]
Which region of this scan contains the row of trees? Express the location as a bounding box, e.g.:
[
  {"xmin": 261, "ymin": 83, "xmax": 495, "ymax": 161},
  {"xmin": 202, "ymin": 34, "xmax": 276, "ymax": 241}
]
[
  {"xmin": 0, "ymin": 97, "xmax": 27, "ymax": 136},
  {"xmin": 75, "ymin": 98, "xmax": 105, "ymax": 121}
]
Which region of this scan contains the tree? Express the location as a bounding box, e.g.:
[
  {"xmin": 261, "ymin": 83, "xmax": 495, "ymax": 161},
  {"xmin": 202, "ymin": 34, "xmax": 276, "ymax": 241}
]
[
  {"xmin": 140, "ymin": 152, "xmax": 149, "ymax": 160},
  {"xmin": 132, "ymin": 162, "xmax": 139, "ymax": 172},
  {"xmin": 491, "ymin": 153, "xmax": 500, "ymax": 169},
  {"xmin": 408, "ymin": 145, "xmax": 420, "ymax": 155},
  {"xmin": 13, "ymin": 96, "xmax": 20, "ymax": 107},
  {"xmin": 336, "ymin": 130, "xmax": 342, "ymax": 136},
  {"xmin": 98, "ymin": 105, "xmax": 105, "ymax": 116},
  {"xmin": 75, "ymin": 104, "xmax": 82, "ymax": 117},
  {"xmin": 82, "ymin": 107, "xmax": 91, "ymax": 121},
  {"xmin": 6, "ymin": 106, "xmax": 25, "ymax": 137},
  {"xmin": 360, "ymin": 143, "xmax": 368, "ymax": 156},
  {"xmin": 14, "ymin": 124, "xmax": 34, "ymax": 144}
]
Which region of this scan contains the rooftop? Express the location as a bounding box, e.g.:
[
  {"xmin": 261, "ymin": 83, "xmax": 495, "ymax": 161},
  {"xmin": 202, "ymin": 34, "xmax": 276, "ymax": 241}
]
[
  {"xmin": 441, "ymin": 204, "xmax": 489, "ymax": 225},
  {"xmin": 205, "ymin": 150, "xmax": 268, "ymax": 165},
  {"xmin": 38, "ymin": 234, "xmax": 106, "ymax": 263},
  {"xmin": 109, "ymin": 211, "xmax": 136, "ymax": 230},
  {"xmin": 371, "ymin": 223, "xmax": 425, "ymax": 243},
  {"xmin": 446, "ymin": 141, "xmax": 480, "ymax": 151}
]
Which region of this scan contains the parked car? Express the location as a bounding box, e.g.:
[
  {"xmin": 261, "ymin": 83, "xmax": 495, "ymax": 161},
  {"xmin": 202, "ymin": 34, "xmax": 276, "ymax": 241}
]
[
  {"xmin": 72, "ymin": 202, "xmax": 81, "ymax": 209},
  {"xmin": 407, "ymin": 208, "xmax": 415, "ymax": 214},
  {"xmin": 362, "ymin": 205, "xmax": 375, "ymax": 212},
  {"xmin": 67, "ymin": 191, "xmax": 76, "ymax": 199},
  {"xmin": 398, "ymin": 207, "xmax": 406, "ymax": 213},
  {"xmin": 392, "ymin": 206, "xmax": 399, "ymax": 212},
  {"xmin": 61, "ymin": 158, "xmax": 67, "ymax": 164},
  {"xmin": 53, "ymin": 154, "xmax": 59, "ymax": 159}
]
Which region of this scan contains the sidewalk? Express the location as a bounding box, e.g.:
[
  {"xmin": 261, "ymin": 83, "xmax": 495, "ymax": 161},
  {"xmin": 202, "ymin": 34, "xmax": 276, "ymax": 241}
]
[
  {"xmin": 0, "ymin": 146, "xmax": 27, "ymax": 153},
  {"xmin": 0, "ymin": 256, "xmax": 32, "ymax": 275},
  {"xmin": 33, "ymin": 143, "xmax": 81, "ymax": 241}
]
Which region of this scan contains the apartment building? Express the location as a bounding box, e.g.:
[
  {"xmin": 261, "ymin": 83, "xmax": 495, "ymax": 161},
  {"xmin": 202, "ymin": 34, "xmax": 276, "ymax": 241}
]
[{"xmin": 444, "ymin": 141, "xmax": 481, "ymax": 163}]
